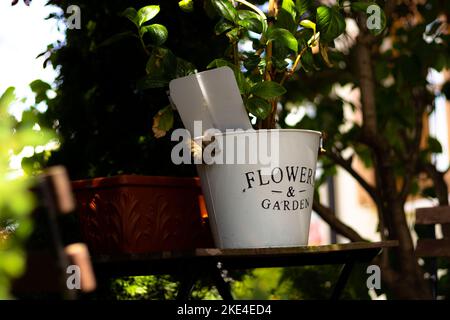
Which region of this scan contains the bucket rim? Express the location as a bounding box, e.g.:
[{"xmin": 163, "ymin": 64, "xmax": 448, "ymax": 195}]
[{"xmin": 194, "ymin": 128, "xmax": 322, "ymax": 140}]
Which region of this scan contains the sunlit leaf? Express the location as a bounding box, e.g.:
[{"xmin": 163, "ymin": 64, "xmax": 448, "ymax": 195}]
[
  {"xmin": 316, "ymin": 6, "xmax": 346, "ymax": 42},
  {"xmin": 179, "ymin": 0, "xmax": 194, "ymax": 13},
  {"xmin": 137, "ymin": 5, "xmax": 160, "ymax": 26},
  {"xmin": 267, "ymin": 27, "xmax": 298, "ymax": 53}
]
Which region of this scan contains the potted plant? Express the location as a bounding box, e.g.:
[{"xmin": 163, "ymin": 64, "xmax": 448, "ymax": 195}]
[
  {"xmin": 74, "ymin": 0, "xmax": 383, "ymax": 251},
  {"xmin": 150, "ymin": 0, "xmax": 376, "ymax": 249}
]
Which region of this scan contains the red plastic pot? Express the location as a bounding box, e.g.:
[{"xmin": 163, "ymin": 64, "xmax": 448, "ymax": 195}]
[{"xmin": 72, "ymin": 175, "xmax": 214, "ymax": 254}]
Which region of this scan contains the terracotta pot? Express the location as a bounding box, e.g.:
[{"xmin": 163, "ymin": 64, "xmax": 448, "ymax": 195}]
[{"xmin": 72, "ymin": 175, "xmax": 214, "ymax": 254}]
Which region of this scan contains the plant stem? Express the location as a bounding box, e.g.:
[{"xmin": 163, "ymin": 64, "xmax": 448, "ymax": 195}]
[
  {"xmin": 235, "ymin": 0, "xmax": 267, "ymax": 21},
  {"xmin": 280, "ymin": 46, "xmax": 307, "ymax": 85},
  {"xmin": 233, "ymin": 41, "xmax": 239, "ymax": 67}
]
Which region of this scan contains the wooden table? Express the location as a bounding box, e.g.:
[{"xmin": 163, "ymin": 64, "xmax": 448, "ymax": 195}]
[{"xmin": 92, "ymin": 240, "xmax": 398, "ymax": 300}]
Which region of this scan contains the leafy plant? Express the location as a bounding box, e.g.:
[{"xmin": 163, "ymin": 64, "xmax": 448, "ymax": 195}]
[
  {"xmin": 145, "ymin": 0, "xmax": 385, "ymax": 135},
  {"xmin": 0, "ymin": 86, "xmax": 54, "ymax": 299}
]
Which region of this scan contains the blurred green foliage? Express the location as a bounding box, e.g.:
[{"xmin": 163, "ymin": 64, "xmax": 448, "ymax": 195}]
[{"xmin": 0, "ymin": 86, "xmax": 54, "ymax": 299}]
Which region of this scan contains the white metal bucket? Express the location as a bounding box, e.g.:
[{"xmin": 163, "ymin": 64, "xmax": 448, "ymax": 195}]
[{"xmin": 196, "ymin": 129, "xmax": 321, "ymax": 249}]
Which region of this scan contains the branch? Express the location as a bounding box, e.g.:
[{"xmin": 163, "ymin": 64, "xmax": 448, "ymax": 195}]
[
  {"xmin": 355, "ymin": 30, "xmax": 377, "ymax": 137},
  {"xmin": 313, "ymin": 200, "xmax": 367, "ymax": 242},
  {"xmin": 326, "ymin": 150, "xmax": 380, "ymax": 204}
]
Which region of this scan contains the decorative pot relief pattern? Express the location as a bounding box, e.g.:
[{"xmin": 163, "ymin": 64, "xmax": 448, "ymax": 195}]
[{"xmin": 75, "ymin": 183, "xmax": 212, "ymax": 254}]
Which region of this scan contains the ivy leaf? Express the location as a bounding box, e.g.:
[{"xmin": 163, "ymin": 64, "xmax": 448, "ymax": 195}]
[
  {"xmin": 141, "ymin": 24, "xmax": 168, "ymax": 46},
  {"xmin": 137, "ymin": 5, "xmax": 160, "ymax": 26},
  {"xmin": 316, "ymin": 6, "xmax": 346, "ymax": 42},
  {"xmin": 245, "ymin": 96, "xmax": 272, "ymax": 119},
  {"xmin": 178, "ymin": 0, "xmax": 194, "ymax": 13},
  {"xmin": 296, "ymin": 0, "xmax": 312, "ymax": 16},
  {"xmin": 210, "ymin": 0, "xmax": 238, "ymax": 23},
  {"xmin": 250, "ymin": 81, "xmax": 287, "ymax": 99},
  {"xmin": 266, "ymin": 27, "xmax": 298, "ymax": 54}
]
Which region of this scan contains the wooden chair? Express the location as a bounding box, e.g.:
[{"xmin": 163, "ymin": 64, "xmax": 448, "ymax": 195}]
[
  {"xmin": 12, "ymin": 166, "xmax": 96, "ymax": 299},
  {"xmin": 415, "ymin": 206, "xmax": 450, "ymax": 299}
]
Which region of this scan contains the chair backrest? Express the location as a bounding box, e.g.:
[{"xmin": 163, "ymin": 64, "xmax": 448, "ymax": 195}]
[
  {"xmin": 12, "ymin": 166, "xmax": 96, "ymax": 299},
  {"xmin": 415, "ymin": 206, "xmax": 450, "ymax": 258}
]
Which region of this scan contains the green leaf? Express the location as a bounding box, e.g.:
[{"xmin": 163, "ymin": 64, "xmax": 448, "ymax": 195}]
[
  {"xmin": 244, "ymin": 53, "xmax": 261, "ymax": 72},
  {"xmin": 245, "ymin": 97, "xmax": 272, "ymax": 119},
  {"xmin": 157, "ymin": 105, "xmax": 174, "ymax": 131},
  {"xmin": 0, "ymin": 87, "xmax": 15, "ymax": 114},
  {"xmin": 276, "ymin": 9, "xmax": 297, "ymax": 34},
  {"xmin": 300, "ymin": 48, "xmax": 316, "ymax": 71},
  {"xmin": 207, "ymin": 58, "xmax": 232, "ymax": 69},
  {"xmin": 176, "ymin": 58, "xmax": 196, "ymax": 77},
  {"xmin": 296, "ymin": 0, "xmax": 312, "ymax": 16},
  {"xmin": 316, "ymin": 6, "xmax": 346, "ymax": 42},
  {"xmin": 179, "ymin": 0, "xmax": 194, "ymax": 13},
  {"xmin": 250, "ymin": 81, "xmax": 287, "ymax": 99},
  {"xmin": 145, "ymin": 47, "xmax": 177, "ymax": 78},
  {"xmin": 137, "ymin": 5, "xmax": 160, "ymax": 26},
  {"xmin": 210, "ymin": 0, "xmax": 238, "ymax": 23},
  {"xmin": 428, "ymin": 137, "xmax": 443, "ymax": 154},
  {"xmin": 141, "ymin": 24, "xmax": 168, "ymax": 46},
  {"xmin": 215, "ymin": 19, "xmax": 234, "ymax": 35},
  {"xmin": 266, "ymin": 27, "xmax": 298, "ymax": 53},
  {"xmin": 238, "ymin": 10, "xmax": 265, "ymax": 34},
  {"xmin": 226, "ymin": 27, "xmax": 240, "ymax": 42},
  {"xmin": 319, "ymin": 42, "xmax": 333, "ymax": 67},
  {"xmin": 152, "ymin": 105, "xmax": 174, "ymax": 138},
  {"xmin": 300, "ymin": 19, "xmax": 316, "ymax": 33},
  {"xmin": 122, "ymin": 7, "xmax": 138, "ymax": 27},
  {"xmin": 30, "ymin": 80, "xmax": 51, "ymax": 104},
  {"xmin": 282, "ymin": 0, "xmax": 297, "ymax": 21},
  {"xmin": 234, "ymin": 69, "xmax": 250, "ymax": 95}
]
